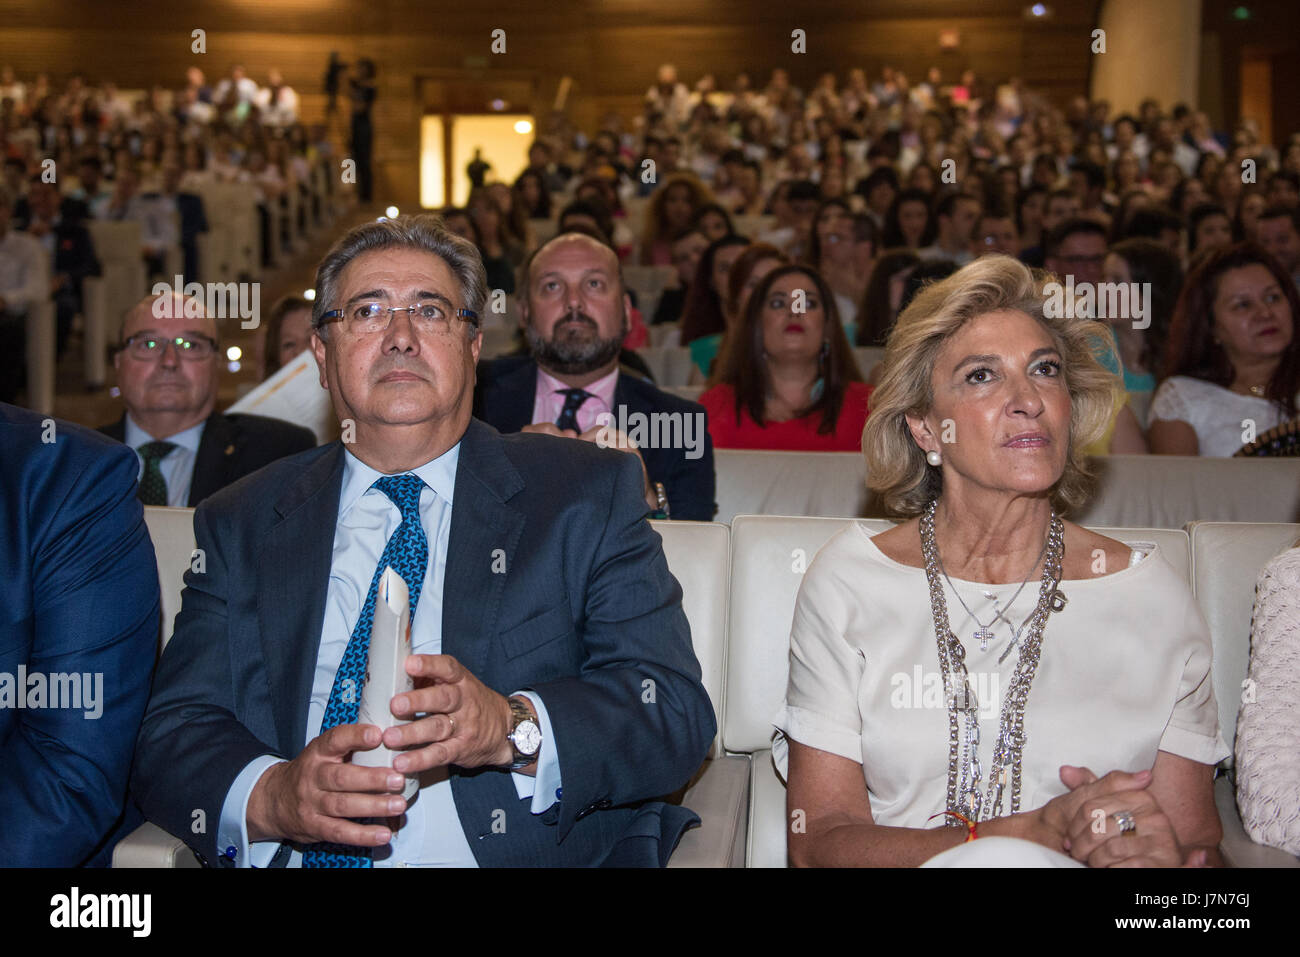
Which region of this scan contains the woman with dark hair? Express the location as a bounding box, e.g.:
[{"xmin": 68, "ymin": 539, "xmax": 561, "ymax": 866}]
[
  {"xmin": 679, "ymin": 234, "xmax": 749, "ymax": 377},
  {"xmin": 856, "ymin": 248, "xmax": 921, "ymax": 347},
  {"xmin": 1187, "ymin": 203, "xmax": 1233, "ymax": 260},
  {"xmin": 807, "ymin": 198, "xmax": 869, "ymax": 331},
  {"xmin": 1015, "ymin": 185, "xmax": 1047, "ymax": 254},
  {"xmin": 1150, "ymin": 242, "xmax": 1300, "ymax": 455},
  {"xmin": 467, "ymin": 187, "xmax": 522, "ymax": 290},
  {"xmin": 1169, "ymin": 177, "xmax": 1210, "ymax": 219},
  {"xmin": 691, "ymin": 202, "xmax": 734, "ymax": 243},
  {"xmin": 640, "ymin": 171, "xmax": 713, "ymax": 266},
  {"xmin": 700, "ymin": 264, "xmax": 870, "ymax": 450},
  {"xmin": 710, "ymin": 242, "xmax": 788, "ymax": 383},
  {"xmin": 908, "ymin": 163, "xmax": 938, "ymax": 195},
  {"xmin": 487, "ymin": 180, "xmax": 535, "ymax": 255},
  {"xmin": 1101, "ymin": 238, "xmax": 1184, "ymax": 407},
  {"xmin": 512, "ymin": 167, "xmax": 552, "ymax": 220},
  {"xmin": 1234, "ymin": 187, "xmax": 1267, "ymax": 242},
  {"xmin": 882, "ymin": 188, "xmax": 934, "ymax": 251},
  {"xmin": 1110, "ymin": 187, "xmax": 1153, "ymax": 244}
]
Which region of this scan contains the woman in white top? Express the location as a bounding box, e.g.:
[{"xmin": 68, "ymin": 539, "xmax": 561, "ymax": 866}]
[
  {"xmin": 1234, "ymin": 545, "xmax": 1300, "ymax": 856},
  {"xmin": 1149, "ymin": 243, "xmax": 1299, "ymax": 456},
  {"xmin": 776, "ymin": 255, "xmax": 1228, "ymax": 867}
]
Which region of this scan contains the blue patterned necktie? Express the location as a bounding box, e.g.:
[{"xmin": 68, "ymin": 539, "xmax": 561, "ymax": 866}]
[
  {"xmin": 555, "ymin": 388, "xmax": 592, "ymax": 432},
  {"xmin": 303, "ymin": 473, "xmax": 428, "ymax": 868}
]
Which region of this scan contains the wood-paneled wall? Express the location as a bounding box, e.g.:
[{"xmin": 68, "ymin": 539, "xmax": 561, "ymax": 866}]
[{"xmin": 0, "ymin": 0, "xmax": 1102, "ymax": 207}]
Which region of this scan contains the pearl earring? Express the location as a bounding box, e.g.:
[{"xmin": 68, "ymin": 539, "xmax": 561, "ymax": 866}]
[{"xmin": 926, "ymin": 450, "xmax": 942, "ymax": 467}]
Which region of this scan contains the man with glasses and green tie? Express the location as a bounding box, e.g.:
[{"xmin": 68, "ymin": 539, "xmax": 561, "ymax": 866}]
[
  {"xmin": 98, "ymin": 292, "xmax": 315, "ymax": 506},
  {"xmin": 131, "ymin": 215, "xmax": 714, "ymax": 868}
]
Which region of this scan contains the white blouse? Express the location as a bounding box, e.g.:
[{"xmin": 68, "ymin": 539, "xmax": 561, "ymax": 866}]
[
  {"xmin": 1149, "ymin": 376, "xmax": 1291, "ymax": 457},
  {"xmin": 773, "ymin": 523, "xmax": 1229, "ymax": 828}
]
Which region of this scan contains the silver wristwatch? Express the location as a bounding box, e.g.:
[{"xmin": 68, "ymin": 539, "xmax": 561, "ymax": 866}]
[{"xmin": 507, "ymin": 697, "xmax": 542, "ymax": 770}]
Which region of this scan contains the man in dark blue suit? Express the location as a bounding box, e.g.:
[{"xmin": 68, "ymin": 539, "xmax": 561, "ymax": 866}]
[
  {"xmin": 0, "ymin": 403, "xmax": 159, "ymax": 866},
  {"xmin": 474, "ymin": 230, "xmax": 716, "ymax": 521},
  {"xmin": 131, "ymin": 215, "xmax": 715, "ymax": 867}
]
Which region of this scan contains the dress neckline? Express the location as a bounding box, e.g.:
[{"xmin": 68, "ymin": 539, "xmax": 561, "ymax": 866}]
[{"xmin": 856, "ymin": 523, "xmax": 1155, "ymax": 587}]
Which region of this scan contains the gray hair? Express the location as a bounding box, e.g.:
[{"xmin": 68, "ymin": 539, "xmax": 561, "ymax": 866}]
[{"xmin": 311, "ymin": 214, "xmax": 487, "ymax": 339}]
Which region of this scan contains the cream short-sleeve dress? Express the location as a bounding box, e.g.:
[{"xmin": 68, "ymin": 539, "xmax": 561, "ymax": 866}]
[{"xmin": 773, "ymin": 522, "xmax": 1229, "ymax": 829}]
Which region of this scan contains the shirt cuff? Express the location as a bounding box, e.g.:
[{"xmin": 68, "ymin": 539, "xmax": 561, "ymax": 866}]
[
  {"xmin": 510, "ymin": 690, "xmax": 562, "ymax": 814},
  {"xmin": 218, "ymin": 755, "xmax": 288, "ymax": 868}
]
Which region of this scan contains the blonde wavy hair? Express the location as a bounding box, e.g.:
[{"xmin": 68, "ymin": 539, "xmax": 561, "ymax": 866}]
[{"xmin": 862, "ymin": 255, "xmax": 1117, "ymax": 516}]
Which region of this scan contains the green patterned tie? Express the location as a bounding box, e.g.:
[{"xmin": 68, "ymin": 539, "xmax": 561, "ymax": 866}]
[{"xmin": 137, "ymin": 440, "xmax": 178, "ymax": 506}]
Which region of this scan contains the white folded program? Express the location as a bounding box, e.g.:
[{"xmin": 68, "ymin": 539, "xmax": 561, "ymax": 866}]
[{"xmin": 352, "ymin": 566, "xmax": 419, "ymax": 799}]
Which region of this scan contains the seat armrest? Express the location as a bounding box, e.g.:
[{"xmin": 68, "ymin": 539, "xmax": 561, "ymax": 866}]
[
  {"xmin": 667, "ymin": 755, "xmax": 750, "ymax": 868},
  {"xmin": 112, "ymin": 821, "xmax": 202, "ymax": 868}
]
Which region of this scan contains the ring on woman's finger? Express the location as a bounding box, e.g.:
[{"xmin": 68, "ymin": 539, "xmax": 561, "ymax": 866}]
[
  {"xmin": 1111, "ymin": 810, "xmax": 1138, "ymax": 835},
  {"xmin": 448, "ymin": 715, "xmax": 455, "ymax": 734}
]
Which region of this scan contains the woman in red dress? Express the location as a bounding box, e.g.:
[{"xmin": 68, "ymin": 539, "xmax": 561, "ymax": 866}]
[{"xmin": 701, "ymin": 264, "xmax": 871, "ymax": 451}]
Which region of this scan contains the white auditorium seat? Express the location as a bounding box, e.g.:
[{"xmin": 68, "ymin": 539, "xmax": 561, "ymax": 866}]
[
  {"xmin": 143, "ymin": 506, "xmax": 197, "ymax": 650},
  {"xmin": 1074, "ymin": 457, "xmax": 1300, "ymax": 528},
  {"xmin": 117, "ymin": 512, "xmax": 743, "ymax": 867},
  {"xmin": 712, "ymin": 451, "xmax": 1300, "ymax": 529},
  {"xmin": 84, "ymin": 220, "xmax": 148, "ymax": 389},
  {"xmin": 637, "ymin": 345, "xmax": 696, "ymax": 387},
  {"xmin": 725, "ymin": 516, "xmax": 1277, "ymax": 867},
  {"xmin": 623, "ymin": 265, "xmax": 677, "ymax": 320},
  {"xmin": 114, "ymin": 506, "xmax": 202, "ymax": 868},
  {"xmin": 23, "ymin": 300, "xmax": 56, "ymax": 415},
  {"xmin": 1189, "ymin": 522, "xmax": 1300, "ymax": 866},
  {"xmin": 653, "ymin": 521, "xmax": 748, "ymax": 868},
  {"xmin": 648, "ymin": 322, "xmax": 681, "ymax": 348},
  {"xmin": 714, "ymin": 451, "xmax": 867, "ymax": 524}
]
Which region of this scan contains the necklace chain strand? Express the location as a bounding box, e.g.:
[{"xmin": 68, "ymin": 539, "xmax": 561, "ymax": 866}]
[{"xmin": 919, "ymin": 499, "xmax": 1065, "ymax": 824}]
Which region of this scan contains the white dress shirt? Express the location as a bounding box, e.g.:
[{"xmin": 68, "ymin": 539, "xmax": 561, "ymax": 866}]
[
  {"xmin": 123, "ymin": 415, "xmax": 205, "ymax": 507},
  {"xmin": 217, "ymin": 443, "xmax": 561, "ymax": 867}
]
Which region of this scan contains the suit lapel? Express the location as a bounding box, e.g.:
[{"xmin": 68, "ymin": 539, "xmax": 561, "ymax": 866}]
[
  {"xmin": 441, "ymin": 420, "xmax": 525, "ymax": 682},
  {"xmin": 100, "ymin": 415, "xmax": 126, "ymax": 442},
  {"xmin": 490, "ymin": 361, "xmax": 540, "ymax": 433},
  {"xmin": 188, "ymin": 412, "xmax": 234, "ymax": 506},
  {"xmin": 256, "ymin": 442, "xmax": 345, "ymax": 753}
]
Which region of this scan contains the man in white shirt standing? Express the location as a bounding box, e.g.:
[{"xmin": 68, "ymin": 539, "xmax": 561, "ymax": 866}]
[{"xmin": 130, "ymin": 215, "xmax": 714, "ymax": 867}]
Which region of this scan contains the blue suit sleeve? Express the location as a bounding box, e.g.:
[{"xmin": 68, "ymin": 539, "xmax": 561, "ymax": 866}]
[
  {"xmin": 527, "ymin": 452, "xmax": 716, "ymax": 840},
  {"xmin": 0, "ymin": 442, "xmax": 159, "ymax": 866}
]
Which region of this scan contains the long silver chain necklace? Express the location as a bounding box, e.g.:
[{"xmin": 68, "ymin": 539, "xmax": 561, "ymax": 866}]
[{"xmin": 919, "ymin": 499, "xmax": 1066, "ymax": 823}]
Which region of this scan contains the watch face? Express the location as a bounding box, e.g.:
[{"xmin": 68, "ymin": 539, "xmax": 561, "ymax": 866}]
[{"xmin": 513, "ymin": 719, "xmax": 542, "ymax": 756}]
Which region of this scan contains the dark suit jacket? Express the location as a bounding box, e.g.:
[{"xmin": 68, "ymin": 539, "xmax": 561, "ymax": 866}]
[
  {"xmin": 131, "ymin": 418, "xmax": 716, "ymax": 867},
  {"xmin": 0, "ymin": 403, "xmax": 159, "ymax": 866},
  {"xmin": 473, "ymin": 356, "xmax": 716, "ymax": 521},
  {"xmin": 99, "ymin": 411, "xmax": 317, "ymax": 507}
]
